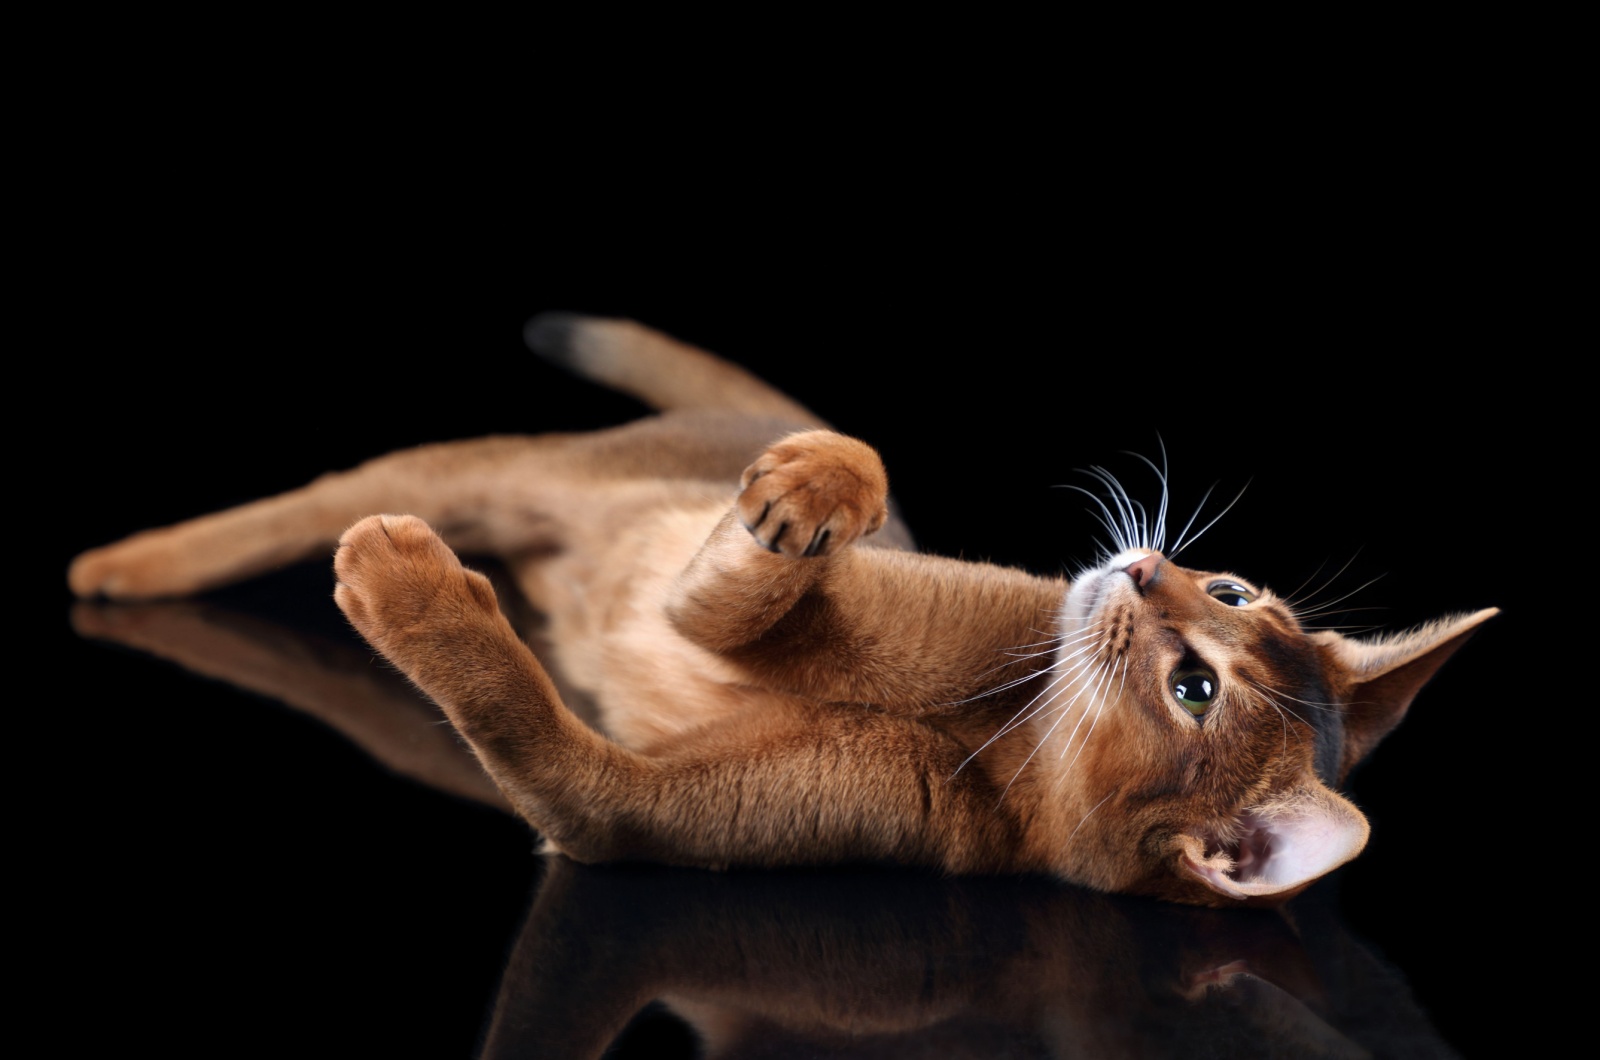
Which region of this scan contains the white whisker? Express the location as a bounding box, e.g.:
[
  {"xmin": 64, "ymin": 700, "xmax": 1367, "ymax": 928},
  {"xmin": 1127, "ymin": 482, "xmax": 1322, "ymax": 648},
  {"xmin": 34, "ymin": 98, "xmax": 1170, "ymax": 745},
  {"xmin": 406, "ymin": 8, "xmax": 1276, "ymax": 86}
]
[
  {"xmin": 1067, "ymin": 789, "xmax": 1118, "ymax": 846},
  {"xmin": 951, "ymin": 651, "xmax": 1102, "ymax": 778},
  {"xmin": 1057, "ymin": 484, "xmax": 1130, "ymax": 553},
  {"xmin": 1282, "ymin": 551, "xmax": 1360, "ymax": 610},
  {"xmin": 1057, "ymin": 656, "xmax": 1126, "ymax": 781},
  {"xmin": 1121, "ymin": 440, "xmax": 1171, "ymax": 552},
  {"xmin": 1000, "ymin": 669, "xmax": 1097, "ymax": 804},
  {"xmin": 1168, "ymin": 482, "xmax": 1217, "ymax": 560},
  {"xmin": 1288, "ymin": 573, "xmax": 1389, "ymax": 625},
  {"xmin": 1171, "ymin": 479, "xmax": 1249, "ymax": 559},
  {"xmin": 1055, "ymin": 654, "xmax": 1118, "ymax": 763}
]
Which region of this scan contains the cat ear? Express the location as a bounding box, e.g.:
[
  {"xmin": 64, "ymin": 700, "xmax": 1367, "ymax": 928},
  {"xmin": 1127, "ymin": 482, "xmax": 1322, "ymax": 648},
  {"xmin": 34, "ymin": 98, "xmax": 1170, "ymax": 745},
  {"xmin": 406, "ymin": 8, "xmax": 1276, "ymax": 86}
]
[
  {"xmin": 1179, "ymin": 785, "xmax": 1371, "ymax": 903},
  {"xmin": 1316, "ymin": 607, "xmax": 1499, "ymax": 779}
]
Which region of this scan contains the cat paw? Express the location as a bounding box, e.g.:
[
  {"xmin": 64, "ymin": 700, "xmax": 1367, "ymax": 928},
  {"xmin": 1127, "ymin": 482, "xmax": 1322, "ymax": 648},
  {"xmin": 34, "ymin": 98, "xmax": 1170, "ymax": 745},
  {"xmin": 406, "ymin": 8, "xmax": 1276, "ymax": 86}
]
[
  {"xmin": 737, "ymin": 430, "xmax": 889, "ymax": 558},
  {"xmin": 333, "ymin": 514, "xmax": 500, "ymax": 661},
  {"xmin": 69, "ymin": 532, "xmax": 196, "ymax": 600}
]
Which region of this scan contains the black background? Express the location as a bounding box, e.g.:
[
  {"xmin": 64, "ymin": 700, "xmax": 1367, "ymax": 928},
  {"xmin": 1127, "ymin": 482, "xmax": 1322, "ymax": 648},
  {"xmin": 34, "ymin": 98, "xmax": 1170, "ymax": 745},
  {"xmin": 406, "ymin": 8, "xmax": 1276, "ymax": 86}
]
[{"xmin": 42, "ymin": 125, "xmax": 1558, "ymax": 1056}]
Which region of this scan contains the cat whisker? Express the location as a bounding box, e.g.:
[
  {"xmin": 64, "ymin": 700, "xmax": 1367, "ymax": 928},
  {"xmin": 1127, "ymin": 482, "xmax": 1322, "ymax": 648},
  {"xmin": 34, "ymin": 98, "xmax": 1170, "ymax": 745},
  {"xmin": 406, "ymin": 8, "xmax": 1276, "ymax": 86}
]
[
  {"xmin": 1108, "ymin": 468, "xmax": 1157, "ymax": 551},
  {"xmin": 1002, "ymin": 634, "xmax": 1070, "ymax": 654},
  {"xmin": 1291, "ymin": 619, "xmax": 1389, "ymax": 635},
  {"xmin": 1170, "ymin": 479, "xmax": 1249, "ymax": 560},
  {"xmin": 990, "ymin": 643, "xmax": 1062, "ymax": 668},
  {"xmin": 1055, "ymin": 654, "xmax": 1119, "ymax": 762},
  {"xmin": 1087, "ymin": 536, "xmax": 1119, "ymax": 564},
  {"xmin": 948, "ymin": 627, "xmax": 1104, "ymax": 707},
  {"xmin": 1120, "ymin": 441, "xmax": 1172, "ymax": 553},
  {"xmin": 1250, "ymin": 687, "xmax": 1297, "ymax": 754},
  {"xmin": 1067, "ymin": 788, "xmax": 1119, "ymax": 847},
  {"xmin": 997, "ymin": 693, "xmax": 1073, "ymax": 802},
  {"xmin": 1040, "ymin": 625, "xmax": 1106, "ymax": 653},
  {"xmin": 1294, "ymin": 606, "xmax": 1386, "ymax": 628},
  {"xmin": 1086, "ymin": 466, "xmax": 1142, "ymax": 550},
  {"xmin": 1282, "ymin": 551, "xmax": 1361, "ymax": 612},
  {"xmin": 1240, "ymin": 679, "xmax": 1334, "ymax": 741},
  {"xmin": 1019, "ymin": 650, "xmax": 1128, "ymax": 802},
  {"xmin": 1000, "ymin": 666, "xmax": 1104, "ymax": 806},
  {"xmin": 1030, "ymin": 680, "xmax": 1104, "ymax": 787},
  {"xmin": 1064, "ymin": 456, "xmax": 1182, "ymax": 554},
  {"xmin": 992, "ymin": 622, "xmax": 1099, "ymax": 662},
  {"xmin": 983, "ymin": 651, "xmax": 1103, "ymax": 743},
  {"xmin": 1244, "ymin": 679, "xmax": 1341, "ymax": 716},
  {"xmin": 986, "ymin": 642, "xmax": 1121, "ymax": 802},
  {"xmin": 1056, "ymin": 657, "xmax": 1126, "ymax": 785},
  {"xmin": 951, "ymin": 655, "xmax": 1095, "ymax": 775},
  {"xmin": 1058, "ymin": 484, "xmax": 1134, "ymax": 554},
  {"xmin": 950, "ymin": 660, "xmax": 1059, "ymax": 707},
  {"xmin": 997, "ymin": 648, "xmax": 1056, "ymax": 662},
  {"xmin": 1287, "ymin": 572, "xmax": 1389, "ymax": 628},
  {"xmin": 1166, "ymin": 481, "xmax": 1217, "ymax": 560},
  {"xmin": 1258, "ymin": 687, "xmax": 1309, "ymax": 725},
  {"xmin": 1037, "ymin": 639, "xmax": 1113, "ymax": 678}
]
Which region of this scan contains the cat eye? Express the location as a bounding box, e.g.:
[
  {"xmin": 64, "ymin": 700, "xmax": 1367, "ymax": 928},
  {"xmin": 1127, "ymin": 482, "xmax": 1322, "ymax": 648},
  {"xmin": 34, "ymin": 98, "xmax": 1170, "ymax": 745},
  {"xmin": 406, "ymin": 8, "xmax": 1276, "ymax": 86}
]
[
  {"xmin": 1207, "ymin": 581, "xmax": 1256, "ymax": 607},
  {"xmin": 1171, "ymin": 667, "xmax": 1217, "ymax": 717}
]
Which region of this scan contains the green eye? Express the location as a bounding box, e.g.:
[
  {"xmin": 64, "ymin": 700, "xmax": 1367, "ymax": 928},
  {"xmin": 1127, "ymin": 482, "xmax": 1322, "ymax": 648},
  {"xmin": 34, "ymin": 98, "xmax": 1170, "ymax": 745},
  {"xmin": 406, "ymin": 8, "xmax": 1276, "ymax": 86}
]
[
  {"xmin": 1208, "ymin": 581, "xmax": 1255, "ymax": 607},
  {"xmin": 1172, "ymin": 668, "xmax": 1217, "ymax": 716}
]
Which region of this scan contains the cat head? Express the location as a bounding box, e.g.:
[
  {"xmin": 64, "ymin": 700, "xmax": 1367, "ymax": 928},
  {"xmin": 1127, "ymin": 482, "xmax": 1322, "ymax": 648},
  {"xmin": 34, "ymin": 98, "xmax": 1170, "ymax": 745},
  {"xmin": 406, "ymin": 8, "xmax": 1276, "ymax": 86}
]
[{"xmin": 1034, "ymin": 545, "xmax": 1494, "ymax": 907}]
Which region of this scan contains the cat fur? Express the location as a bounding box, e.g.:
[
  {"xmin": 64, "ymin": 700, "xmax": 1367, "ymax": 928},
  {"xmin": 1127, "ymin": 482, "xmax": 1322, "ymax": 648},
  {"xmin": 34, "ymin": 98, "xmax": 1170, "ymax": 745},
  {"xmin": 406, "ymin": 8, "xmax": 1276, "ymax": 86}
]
[{"xmin": 67, "ymin": 314, "xmax": 1496, "ymax": 907}]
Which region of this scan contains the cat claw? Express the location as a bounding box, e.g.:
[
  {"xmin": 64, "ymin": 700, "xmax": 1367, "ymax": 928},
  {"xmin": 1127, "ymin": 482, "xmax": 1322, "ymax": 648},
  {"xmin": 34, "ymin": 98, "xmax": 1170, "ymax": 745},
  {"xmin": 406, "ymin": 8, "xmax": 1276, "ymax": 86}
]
[{"xmin": 736, "ymin": 431, "xmax": 889, "ymax": 560}]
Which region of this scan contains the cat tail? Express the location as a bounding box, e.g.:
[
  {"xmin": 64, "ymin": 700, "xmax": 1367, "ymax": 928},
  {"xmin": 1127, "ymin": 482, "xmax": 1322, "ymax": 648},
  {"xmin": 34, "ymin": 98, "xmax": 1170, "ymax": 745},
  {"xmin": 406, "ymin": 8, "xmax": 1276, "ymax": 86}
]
[{"xmin": 524, "ymin": 313, "xmax": 829, "ymax": 428}]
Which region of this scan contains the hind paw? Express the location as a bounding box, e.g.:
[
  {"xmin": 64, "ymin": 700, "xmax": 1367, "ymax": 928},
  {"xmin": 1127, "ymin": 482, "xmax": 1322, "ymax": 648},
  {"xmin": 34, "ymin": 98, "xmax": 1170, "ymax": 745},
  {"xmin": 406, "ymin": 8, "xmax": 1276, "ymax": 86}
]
[
  {"xmin": 69, "ymin": 531, "xmax": 202, "ymax": 600},
  {"xmin": 737, "ymin": 431, "xmax": 889, "ymax": 559}
]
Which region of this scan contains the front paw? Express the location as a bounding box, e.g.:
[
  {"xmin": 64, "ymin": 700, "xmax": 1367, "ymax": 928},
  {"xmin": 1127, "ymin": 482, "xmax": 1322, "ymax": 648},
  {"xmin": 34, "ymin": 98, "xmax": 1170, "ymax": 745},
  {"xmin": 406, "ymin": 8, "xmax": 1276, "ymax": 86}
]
[
  {"xmin": 333, "ymin": 514, "xmax": 500, "ymax": 662},
  {"xmin": 737, "ymin": 431, "xmax": 889, "ymax": 558}
]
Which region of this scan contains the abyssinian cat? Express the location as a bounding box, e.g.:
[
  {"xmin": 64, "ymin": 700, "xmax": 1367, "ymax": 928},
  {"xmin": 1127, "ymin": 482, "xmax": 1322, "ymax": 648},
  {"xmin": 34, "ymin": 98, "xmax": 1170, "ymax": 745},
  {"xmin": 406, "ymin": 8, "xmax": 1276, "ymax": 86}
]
[{"xmin": 67, "ymin": 314, "xmax": 1496, "ymax": 907}]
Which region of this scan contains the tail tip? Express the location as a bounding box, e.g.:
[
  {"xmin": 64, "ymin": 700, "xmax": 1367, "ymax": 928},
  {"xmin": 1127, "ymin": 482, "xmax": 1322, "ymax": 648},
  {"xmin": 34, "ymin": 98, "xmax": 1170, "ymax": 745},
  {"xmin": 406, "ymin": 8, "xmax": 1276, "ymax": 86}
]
[{"xmin": 524, "ymin": 311, "xmax": 589, "ymax": 368}]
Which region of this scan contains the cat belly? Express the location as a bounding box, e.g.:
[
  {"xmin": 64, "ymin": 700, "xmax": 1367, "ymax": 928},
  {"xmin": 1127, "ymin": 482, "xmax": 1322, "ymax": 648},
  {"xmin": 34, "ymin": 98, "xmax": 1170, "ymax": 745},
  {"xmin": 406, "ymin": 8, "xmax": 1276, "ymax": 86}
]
[{"xmin": 512, "ymin": 491, "xmax": 760, "ymax": 750}]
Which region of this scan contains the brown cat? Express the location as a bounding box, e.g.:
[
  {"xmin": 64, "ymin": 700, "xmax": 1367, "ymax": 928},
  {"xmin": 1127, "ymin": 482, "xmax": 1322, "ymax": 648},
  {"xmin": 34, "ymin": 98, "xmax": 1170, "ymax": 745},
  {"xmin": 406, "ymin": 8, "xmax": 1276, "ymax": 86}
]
[{"xmin": 67, "ymin": 314, "xmax": 1496, "ymax": 907}]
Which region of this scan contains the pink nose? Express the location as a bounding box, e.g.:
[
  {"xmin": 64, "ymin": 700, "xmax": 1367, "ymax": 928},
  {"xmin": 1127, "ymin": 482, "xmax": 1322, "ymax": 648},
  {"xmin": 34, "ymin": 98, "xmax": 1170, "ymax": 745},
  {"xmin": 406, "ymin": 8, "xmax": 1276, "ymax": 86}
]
[{"xmin": 1124, "ymin": 552, "xmax": 1164, "ymax": 589}]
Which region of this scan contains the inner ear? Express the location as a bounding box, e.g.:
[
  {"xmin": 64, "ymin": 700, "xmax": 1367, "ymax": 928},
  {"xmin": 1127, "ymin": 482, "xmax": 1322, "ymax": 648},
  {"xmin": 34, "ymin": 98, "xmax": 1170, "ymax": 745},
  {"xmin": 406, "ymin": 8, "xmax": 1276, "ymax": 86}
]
[{"xmin": 1179, "ymin": 786, "xmax": 1370, "ymax": 903}]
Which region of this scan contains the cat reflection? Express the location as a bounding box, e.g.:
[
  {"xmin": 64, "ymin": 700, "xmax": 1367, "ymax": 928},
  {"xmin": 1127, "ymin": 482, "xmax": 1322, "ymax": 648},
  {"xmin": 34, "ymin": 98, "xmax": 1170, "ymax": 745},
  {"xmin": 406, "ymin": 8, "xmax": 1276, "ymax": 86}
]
[{"xmin": 491, "ymin": 856, "xmax": 1458, "ymax": 1059}]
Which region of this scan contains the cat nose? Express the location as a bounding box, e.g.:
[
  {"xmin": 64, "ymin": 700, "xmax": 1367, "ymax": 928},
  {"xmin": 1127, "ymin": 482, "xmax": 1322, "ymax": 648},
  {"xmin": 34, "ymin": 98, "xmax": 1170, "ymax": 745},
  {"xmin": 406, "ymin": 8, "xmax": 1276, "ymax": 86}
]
[{"xmin": 1123, "ymin": 551, "xmax": 1164, "ymax": 590}]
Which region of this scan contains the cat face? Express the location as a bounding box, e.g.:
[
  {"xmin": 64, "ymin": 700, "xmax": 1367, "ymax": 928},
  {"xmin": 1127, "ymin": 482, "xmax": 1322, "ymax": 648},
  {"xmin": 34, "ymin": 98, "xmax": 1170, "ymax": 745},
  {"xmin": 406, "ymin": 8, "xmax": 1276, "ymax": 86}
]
[{"xmin": 1035, "ymin": 546, "xmax": 1487, "ymax": 906}]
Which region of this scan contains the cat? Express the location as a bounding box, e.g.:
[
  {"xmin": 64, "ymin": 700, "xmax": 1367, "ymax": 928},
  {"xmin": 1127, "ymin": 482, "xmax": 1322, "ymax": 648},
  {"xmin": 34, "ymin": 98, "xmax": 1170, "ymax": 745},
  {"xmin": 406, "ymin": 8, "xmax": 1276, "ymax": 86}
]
[{"xmin": 67, "ymin": 313, "xmax": 1496, "ymax": 907}]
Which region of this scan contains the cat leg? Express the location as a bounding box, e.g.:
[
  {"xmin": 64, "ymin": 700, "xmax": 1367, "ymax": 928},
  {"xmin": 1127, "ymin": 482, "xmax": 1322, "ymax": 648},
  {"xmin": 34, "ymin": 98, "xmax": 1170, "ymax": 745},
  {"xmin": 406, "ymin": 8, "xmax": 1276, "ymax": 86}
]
[
  {"xmin": 332, "ymin": 513, "xmax": 1017, "ymax": 873},
  {"xmin": 67, "ymin": 436, "xmax": 573, "ymax": 601},
  {"xmin": 664, "ymin": 429, "xmax": 890, "ymax": 652},
  {"xmin": 665, "ymin": 429, "xmax": 1063, "ymax": 710},
  {"xmin": 67, "ymin": 412, "xmax": 827, "ymax": 602}
]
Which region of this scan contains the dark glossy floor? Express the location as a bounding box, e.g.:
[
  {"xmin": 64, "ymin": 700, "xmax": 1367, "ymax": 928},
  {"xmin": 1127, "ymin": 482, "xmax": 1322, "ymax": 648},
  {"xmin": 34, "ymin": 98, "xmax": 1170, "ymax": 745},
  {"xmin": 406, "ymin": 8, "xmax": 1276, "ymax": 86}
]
[{"xmin": 45, "ymin": 199, "xmax": 1550, "ymax": 1056}]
